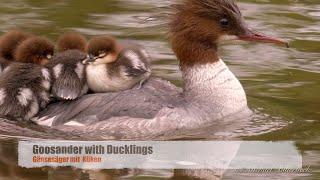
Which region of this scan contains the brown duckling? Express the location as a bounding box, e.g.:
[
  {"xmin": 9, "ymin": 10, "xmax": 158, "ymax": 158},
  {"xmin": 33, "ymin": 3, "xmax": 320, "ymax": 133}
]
[
  {"xmin": 0, "ymin": 30, "xmax": 33, "ymax": 61},
  {"xmin": 83, "ymin": 35, "xmax": 151, "ymax": 93},
  {"xmin": 57, "ymin": 32, "xmax": 87, "ymax": 53},
  {"xmin": 46, "ymin": 33, "xmax": 88, "ymax": 100},
  {"xmin": 14, "ymin": 37, "xmax": 54, "ymax": 65}
]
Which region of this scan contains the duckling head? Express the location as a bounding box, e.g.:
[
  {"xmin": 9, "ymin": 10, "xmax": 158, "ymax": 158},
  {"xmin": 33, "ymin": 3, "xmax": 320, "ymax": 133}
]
[
  {"xmin": 14, "ymin": 37, "xmax": 54, "ymax": 65},
  {"xmin": 0, "ymin": 30, "xmax": 33, "ymax": 61},
  {"xmin": 84, "ymin": 36, "xmax": 121, "ymax": 65},
  {"xmin": 57, "ymin": 32, "xmax": 87, "ymax": 53}
]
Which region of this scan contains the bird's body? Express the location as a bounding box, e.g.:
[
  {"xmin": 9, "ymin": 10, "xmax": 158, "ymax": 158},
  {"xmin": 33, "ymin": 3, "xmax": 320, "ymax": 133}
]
[
  {"xmin": 46, "ymin": 32, "xmax": 89, "ymax": 100},
  {"xmin": 85, "ymin": 36, "xmax": 151, "ymax": 93},
  {"xmin": 34, "ymin": 0, "xmax": 287, "ymax": 139},
  {"xmin": 36, "ymin": 59, "xmax": 250, "ymax": 139},
  {"xmin": 0, "ymin": 63, "xmax": 51, "ymax": 121},
  {"xmin": 46, "ymin": 50, "xmax": 88, "ymax": 100},
  {"xmin": 86, "ymin": 46, "xmax": 151, "ymax": 92}
]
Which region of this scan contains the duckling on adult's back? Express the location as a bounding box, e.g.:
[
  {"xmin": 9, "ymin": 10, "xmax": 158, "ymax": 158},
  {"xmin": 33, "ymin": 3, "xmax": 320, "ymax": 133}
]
[
  {"xmin": 14, "ymin": 37, "xmax": 54, "ymax": 65},
  {"xmin": 47, "ymin": 32, "xmax": 88, "ymax": 100},
  {"xmin": 57, "ymin": 32, "xmax": 87, "ymax": 53},
  {"xmin": 84, "ymin": 35, "xmax": 151, "ymax": 92},
  {"xmin": 0, "ymin": 58, "xmax": 11, "ymax": 75},
  {"xmin": 0, "ymin": 63, "xmax": 51, "ymax": 121},
  {"xmin": 0, "ymin": 30, "xmax": 33, "ymax": 61}
]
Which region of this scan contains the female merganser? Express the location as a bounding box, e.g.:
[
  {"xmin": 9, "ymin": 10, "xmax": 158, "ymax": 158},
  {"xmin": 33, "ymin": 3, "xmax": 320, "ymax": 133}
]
[
  {"xmin": 83, "ymin": 35, "xmax": 151, "ymax": 92},
  {"xmin": 0, "ymin": 63, "xmax": 51, "ymax": 121},
  {"xmin": 0, "ymin": 30, "xmax": 33, "ymax": 61},
  {"xmin": 14, "ymin": 37, "xmax": 54, "ymax": 65},
  {"xmin": 36, "ymin": 0, "xmax": 288, "ymax": 139},
  {"xmin": 45, "ymin": 32, "xmax": 88, "ymax": 100}
]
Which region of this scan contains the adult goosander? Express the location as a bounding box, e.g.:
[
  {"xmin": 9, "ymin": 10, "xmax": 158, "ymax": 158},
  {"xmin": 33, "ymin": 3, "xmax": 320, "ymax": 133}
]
[
  {"xmin": 14, "ymin": 37, "xmax": 54, "ymax": 65},
  {"xmin": 0, "ymin": 30, "xmax": 33, "ymax": 61},
  {"xmin": 46, "ymin": 32, "xmax": 88, "ymax": 100},
  {"xmin": 83, "ymin": 35, "xmax": 151, "ymax": 92},
  {"xmin": 36, "ymin": 0, "xmax": 288, "ymax": 139}
]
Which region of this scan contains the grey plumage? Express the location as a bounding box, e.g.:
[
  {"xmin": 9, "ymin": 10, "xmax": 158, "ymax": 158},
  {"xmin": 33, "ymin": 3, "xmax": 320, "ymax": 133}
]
[
  {"xmin": 0, "ymin": 63, "xmax": 51, "ymax": 121},
  {"xmin": 118, "ymin": 47, "xmax": 151, "ymax": 77},
  {"xmin": 0, "ymin": 58, "xmax": 11, "ymax": 75},
  {"xmin": 46, "ymin": 50, "xmax": 88, "ymax": 100}
]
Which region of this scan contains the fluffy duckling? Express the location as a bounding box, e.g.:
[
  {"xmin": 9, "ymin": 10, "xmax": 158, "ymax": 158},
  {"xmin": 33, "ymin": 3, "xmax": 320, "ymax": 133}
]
[
  {"xmin": 0, "ymin": 30, "xmax": 33, "ymax": 61},
  {"xmin": 0, "ymin": 63, "xmax": 51, "ymax": 121},
  {"xmin": 84, "ymin": 36, "xmax": 151, "ymax": 93},
  {"xmin": 14, "ymin": 37, "xmax": 54, "ymax": 65},
  {"xmin": 57, "ymin": 32, "xmax": 87, "ymax": 53},
  {"xmin": 45, "ymin": 32, "xmax": 88, "ymax": 100},
  {"xmin": 0, "ymin": 58, "xmax": 11, "ymax": 75}
]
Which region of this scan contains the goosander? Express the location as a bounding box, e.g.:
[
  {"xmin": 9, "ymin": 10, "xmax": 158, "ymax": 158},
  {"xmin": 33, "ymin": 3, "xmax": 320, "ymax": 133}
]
[
  {"xmin": 36, "ymin": 0, "xmax": 288, "ymax": 139},
  {"xmin": 57, "ymin": 32, "xmax": 87, "ymax": 53},
  {"xmin": 83, "ymin": 35, "xmax": 151, "ymax": 92},
  {"xmin": 0, "ymin": 63, "xmax": 51, "ymax": 121},
  {"xmin": 14, "ymin": 37, "xmax": 54, "ymax": 65},
  {"xmin": 0, "ymin": 30, "xmax": 33, "ymax": 61},
  {"xmin": 45, "ymin": 32, "xmax": 88, "ymax": 100}
]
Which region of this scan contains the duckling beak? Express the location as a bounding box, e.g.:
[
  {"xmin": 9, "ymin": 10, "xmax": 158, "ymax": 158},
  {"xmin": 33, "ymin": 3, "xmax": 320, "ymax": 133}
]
[
  {"xmin": 238, "ymin": 28, "xmax": 289, "ymax": 48},
  {"xmin": 82, "ymin": 54, "xmax": 96, "ymax": 64}
]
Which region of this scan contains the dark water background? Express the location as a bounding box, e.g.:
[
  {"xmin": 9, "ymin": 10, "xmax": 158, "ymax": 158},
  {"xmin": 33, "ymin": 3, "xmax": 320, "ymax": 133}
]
[{"xmin": 0, "ymin": 0, "xmax": 319, "ymax": 179}]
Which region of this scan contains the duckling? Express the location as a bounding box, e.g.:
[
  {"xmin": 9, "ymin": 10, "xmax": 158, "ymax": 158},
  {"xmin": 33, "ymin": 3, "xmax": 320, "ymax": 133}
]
[
  {"xmin": 83, "ymin": 35, "xmax": 151, "ymax": 93},
  {"xmin": 57, "ymin": 32, "xmax": 87, "ymax": 53},
  {"xmin": 45, "ymin": 32, "xmax": 89, "ymax": 100},
  {"xmin": 0, "ymin": 30, "xmax": 33, "ymax": 61},
  {"xmin": 0, "ymin": 63, "xmax": 52, "ymax": 121},
  {"xmin": 46, "ymin": 50, "xmax": 89, "ymax": 100},
  {"xmin": 0, "ymin": 58, "xmax": 11, "ymax": 75},
  {"xmin": 14, "ymin": 37, "xmax": 54, "ymax": 65}
]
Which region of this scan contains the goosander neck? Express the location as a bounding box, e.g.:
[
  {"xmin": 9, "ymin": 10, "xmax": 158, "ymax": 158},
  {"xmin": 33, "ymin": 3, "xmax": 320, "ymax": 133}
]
[
  {"xmin": 36, "ymin": 0, "xmax": 288, "ymax": 139},
  {"xmin": 47, "ymin": 32, "xmax": 88, "ymax": 100},
  {"xmin": 0, "ymin": 30, "xmax": 33, "ymax": 61},
  {"xmin": 84, "ymin": 35, "xmax": 151, "ymax": 92},
  {"xmin": 14, "ymin": 37, "xmax": 54, "ymax": 65}
]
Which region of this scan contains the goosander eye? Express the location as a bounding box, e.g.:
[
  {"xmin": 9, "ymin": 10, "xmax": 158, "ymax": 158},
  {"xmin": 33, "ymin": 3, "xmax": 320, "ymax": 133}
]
[
  {"xmin": 220, "ymin": 18, "xmax": 229, "ymax": 27},
  {"xmin": 46, "ymin": 54, "xmax": 52, "ymax": 59}
]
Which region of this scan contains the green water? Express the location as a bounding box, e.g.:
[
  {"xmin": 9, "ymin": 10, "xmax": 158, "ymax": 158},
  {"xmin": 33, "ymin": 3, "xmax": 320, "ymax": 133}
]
[{"xmin": 0, "ymin": 0, "xmax": 319, "ymax": 179}]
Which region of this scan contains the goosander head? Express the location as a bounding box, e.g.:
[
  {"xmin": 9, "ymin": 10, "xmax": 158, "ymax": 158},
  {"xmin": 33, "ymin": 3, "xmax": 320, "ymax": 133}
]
[
  {"xmin": 170, "ymin": 0, "xmax": 289, "ymax": 68},
  {"xmin": 14, "ymin": 37, "xmax": 54, "ymax": 65},
  {"xmin": 57, "ymin": 32, "xmax": 87, "ymax": 53},
  {"xmin": 0, "ymin": 30, "xmax": 33, "ymax": 61},
  {"xmin": 84, "ymin": 35, "xmax": 121, "ymax": 65}
]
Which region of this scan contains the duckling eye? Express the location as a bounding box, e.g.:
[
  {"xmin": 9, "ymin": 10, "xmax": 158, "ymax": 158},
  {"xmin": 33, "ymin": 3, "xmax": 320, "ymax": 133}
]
[
  {"xmin": 98, "ymin": 53, "xmax": 107, "ymax": 58},
  {"xmin": 220, "ymin": 18, "xmax": 229, "ymax": 27}
]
